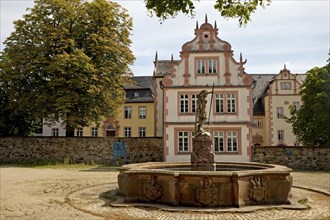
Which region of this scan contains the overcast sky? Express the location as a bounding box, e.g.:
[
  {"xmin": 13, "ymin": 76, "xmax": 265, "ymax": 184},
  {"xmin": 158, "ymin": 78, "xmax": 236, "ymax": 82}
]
[{"xmin": 1, "ymin": 0, "xmax": 329, "ymax": 76}]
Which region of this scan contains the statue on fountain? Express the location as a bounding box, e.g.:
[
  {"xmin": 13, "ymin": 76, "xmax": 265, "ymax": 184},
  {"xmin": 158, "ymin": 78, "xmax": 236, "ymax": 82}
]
[{"xmin": 191, "ymin": 89, "xmax": 215, "ymax": 170}]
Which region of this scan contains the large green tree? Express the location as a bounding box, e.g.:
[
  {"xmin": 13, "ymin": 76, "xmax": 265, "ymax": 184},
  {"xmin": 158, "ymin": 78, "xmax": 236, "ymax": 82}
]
[
  {"xmin": 285, "ymin": 60, "xmax": 330, "ymax": 146},
  {"xmin": 144, "ymin": 0, "xmax": 271, "ymax": 26},
  {"xmin": 0, "ymin": 0, "xmax": 134, "ymax": 136}
]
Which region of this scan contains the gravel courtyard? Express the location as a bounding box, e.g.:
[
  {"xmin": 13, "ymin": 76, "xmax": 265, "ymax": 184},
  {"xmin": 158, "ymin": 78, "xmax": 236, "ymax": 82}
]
[{"xmin": 0, "ymin": 165, "xmax": 329, "ymax": 220}]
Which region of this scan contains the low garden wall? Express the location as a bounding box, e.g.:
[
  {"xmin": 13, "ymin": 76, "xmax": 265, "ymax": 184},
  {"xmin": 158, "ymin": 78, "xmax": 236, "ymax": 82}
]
[
  {"xmin": 0, "ymin": 137, "xmax": 163, "ymax": 165},
  {"xmin": 253, "ymin": 146, "xmax": 330, "ymax": 171}
]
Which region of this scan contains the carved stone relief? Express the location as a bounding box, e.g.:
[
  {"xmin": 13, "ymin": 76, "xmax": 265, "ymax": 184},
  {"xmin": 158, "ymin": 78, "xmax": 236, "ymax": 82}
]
[
  {"xmin": 249, "ymin": 176, "xmax": 267, "ymax": 202},
  {"xmin": 143, "ymin": 175, "xmax": 163, "ymax": 202},
  {"xmin": 195, "ymin": 177, "xmax": 218, "ymax": 206}
]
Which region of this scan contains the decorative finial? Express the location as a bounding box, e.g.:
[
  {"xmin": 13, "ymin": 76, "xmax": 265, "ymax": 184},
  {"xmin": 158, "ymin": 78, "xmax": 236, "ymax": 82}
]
[
  {"xmin": 196, "ymin": 21, "xmax": 199, "ymax": 29},
  {"xmin": 240, "ymin": 52, "xmax": 243, "ymax": 63},
  {"xmin": 171, "ymin": 54, "xmax": 174, "ymax": 62},
  {"xmin": 205, "ymin": 14, "xmax": 208, "ymax": 23},
  {"xmin": 214, "ymin": 20, "xmax": 217, "ymax": 29},
  {"xmin": 154, "ymin": 51, "xmax": 158, "ymax": 63},
  {"xmin": 284, "ymin": 64, "xmax": 287, "ymax": 69}
]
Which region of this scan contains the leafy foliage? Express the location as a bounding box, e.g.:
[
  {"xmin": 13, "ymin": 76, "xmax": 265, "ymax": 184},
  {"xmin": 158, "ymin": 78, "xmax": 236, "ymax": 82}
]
[
  {"xmin": 144, "ymin": 0, "xmax": 271, "ymax": 25},
  {"xmin": 0, "ymin": 0, "xmax": 134, "ymax": 136},
  {"xmin": 285, "ymin": 60, "xmax": 330, "ymax": 146}
]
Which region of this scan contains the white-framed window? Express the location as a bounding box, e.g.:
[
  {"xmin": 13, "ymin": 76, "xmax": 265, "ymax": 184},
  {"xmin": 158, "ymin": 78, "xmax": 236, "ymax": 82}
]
[
  {"xmin": 215, "ymin": 94, "xmax": 224, "ymax": 113},
  {"xmin": 180, "ymin": 94, "xmax": 189, "ymax": 113},
  {"xmin": 277, "ymin": 107, "xmax": 284, "ymax": 119},
  {"xmin": 52, "ymin": 128, "xmax": 59, "ymax": 137},
  {"xmin": 208, "ymin": 59, "xmax": 217, "ymax": 74},
  {"xmin": 281, "ymin": 82, "xmax": 292, "ymax": 90},
  {"xmin": 91, "ymin": 127, "xmax": 98, "ymax": 137},
  {"xmin": 278, "ymin": 130, "xmax": 284, "ymax": 141},
  {"xmin": 139, "ymin": 106, "xmax": 146, "ymax": 119},
  {"xmin": 178, "ymin": 131, "xmax": 189, "ymax": 152},
  {"xmin": 197, "ymin": 60, "xmax": 206, "ymax": 74},
  {"xmin": 191, "ymin": 94, "xmax": 198, "ymax": 113},
  {"xmin": 253, "ymin": 119, "xmax": 263, "ymax": 128},
  {"xmin": 139, "ymin": 127, "xmax": 146, "ymax": 137},
  {"xmin": 196, "ymin": 58, "xmax": 218, "ymax": 74},
  {"xmin": 227, "ymin": 93, "xmax": 236, "ymax": 113},
  {"xmin": 293, "ymin": 102, "xmax": 300, "ymax": 111},
  {"xmin": 124, "ymin": 106, "xmax": 132, "ymax": 119},
  {"xmin": 214, "ymin": 131, "xmax": 224, "ymax": 152},
  {"xmin": 124, "ymin": 127, "xmax": 131, "ymax": 137},
  {"xmin": 76, "ymin": 128, "xmax": 83, "ymax": 137},
  {"xmin": 227, "ymin": 131, "xmax": 238, "ymax": 152}
]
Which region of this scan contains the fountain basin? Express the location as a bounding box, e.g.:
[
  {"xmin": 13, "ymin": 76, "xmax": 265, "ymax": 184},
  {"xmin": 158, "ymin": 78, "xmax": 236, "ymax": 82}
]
[{"xmin": 117, "ymin": 162, "xmax": 292, "ymax": 207}]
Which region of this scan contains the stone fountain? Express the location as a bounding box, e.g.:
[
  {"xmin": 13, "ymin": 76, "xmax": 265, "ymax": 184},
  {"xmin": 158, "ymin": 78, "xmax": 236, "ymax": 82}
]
[{"xmin": 117, "ymin": 90, "xmax": 292, "ymax": 208}]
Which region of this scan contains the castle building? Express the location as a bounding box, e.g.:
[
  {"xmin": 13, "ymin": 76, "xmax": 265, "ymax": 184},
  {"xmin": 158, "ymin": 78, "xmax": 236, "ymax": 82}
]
[
  {"xmin": 39, "ymin": 17, "xmax": 306, "ymax": 158},
  {"xmin": 153, "ymin": 16, "xmax": 254, "ymax": 162}
]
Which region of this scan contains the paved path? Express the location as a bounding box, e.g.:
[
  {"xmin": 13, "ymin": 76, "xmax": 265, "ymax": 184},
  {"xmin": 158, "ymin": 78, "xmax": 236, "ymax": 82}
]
[{"xmin": 1, "ymin": 166, "xmax": 329, "ymax": 220}]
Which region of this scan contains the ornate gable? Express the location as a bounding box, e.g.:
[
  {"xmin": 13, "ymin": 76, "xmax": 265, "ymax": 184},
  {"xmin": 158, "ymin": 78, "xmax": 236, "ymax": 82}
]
[{"xmin": 154, "ymin": 16, "xmax": 253, "ymax": 88}]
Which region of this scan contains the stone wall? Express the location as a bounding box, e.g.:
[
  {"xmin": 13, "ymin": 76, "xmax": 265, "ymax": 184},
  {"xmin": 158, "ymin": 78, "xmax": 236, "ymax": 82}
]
[
  {"xmin": 253, "ymin": 146, "xmax": 330, "ymax": 170},
  {"xmin": 0, "ymin": 137, "xmax": 163, "ymax": 165},
  {"xmin": 1, "ymin": 137, "xmax": 329, "ymax": 170}
]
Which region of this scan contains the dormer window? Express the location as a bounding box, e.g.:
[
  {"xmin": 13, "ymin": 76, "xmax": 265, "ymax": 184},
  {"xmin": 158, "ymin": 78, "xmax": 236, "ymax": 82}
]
[{"xmin": 134, "ymin": 92, "xmax": 139, "ymax": 97}]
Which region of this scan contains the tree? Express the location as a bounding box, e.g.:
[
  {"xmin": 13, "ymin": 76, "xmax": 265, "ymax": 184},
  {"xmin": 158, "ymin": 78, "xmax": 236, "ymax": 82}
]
[
  {"xmin": 0, "ymin": 0, "xmax": 134, "ymax": 136},
  {"xmin": 285, "ymin": 60, "xmax": 330, "ymax": 146},
  {"xmin": 144, "ymin": 0, "xmax": 272, "ymax": 26}
]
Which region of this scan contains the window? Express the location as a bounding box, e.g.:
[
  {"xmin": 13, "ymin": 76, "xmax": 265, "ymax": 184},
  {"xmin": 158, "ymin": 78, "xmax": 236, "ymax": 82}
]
[
  {"xmin": 180, "ymin": 94, "xmax": 189, "ymax": 113},
  {"xmin": 178, "ymin": 131, "xmax": 189, "ymax": 152},
  {"xmin": 139, "ymin": 127, "xmax": 146, "ymax": 137},
  {"xmin": 197, "ymin": 60, "xmax": 206, "ymax": 74},
  {"xmin": 277, "ymin": 107, "xmax": 284, "ymax": 119},
  {"xmin": 52, "ymin": 128, "xmax": 59, "ymax": 137},
  {"xmin": 215, "ymin": 93, "xmax": 236, "ymax": 114},
  {"xmin": 214, "ymin": 131, "xmax": 224, "ymax": 152},
  {"xmin": 253, "ymin": 119, "xmax": 263, "ymax": 128},
  {"xmin": 139, "ymin": 106, "xmax": 146, "ymax": 119},
  {"xmin": 124, "ymin": 127, "xmax": 131, "ymax": 137},
  {"xmin": 76, "ymin": 128, "xmax": 83, "ymax": 137},
  {"xmin": 91, "ymin": 127, "xmax": 98, "ymax": 137},
  {"xmin": 124, "ymin": 106, "xmax": 132, "ymax": 119},
  {"xmin": 281, "ymin": 82, "xmax": 292, "ymax": 90},
  {"xmin": 293, "ymin": 102, "xmax": 300, "ymax": 111},
  {"xmin": 208, "ymin": 59, "xmax": 217, "ymax": 74},
  {"xmin": 213, "ymin": 130, "xmax": 239, "ymax": 153},
  {"xmin": 196, "ymin": 58, "xmax": 218, "ymax": 74},
  {"xmin": 227, "ymin": 93, "xmax": 236, "ymax": 113},
  {"xmin": 277, "ymin": 130, "xmax": 284, "ymax": 141},
  {"xmin": 227, "ymin": 131, "xmax": 238, "ymax": 152},
  {"xmin": 191, "ymin": 94, "xmax": 198, "ymax": 113},
  {"xmin": 215, "ymin": 94, "xmax": 224, "ymax": 113}
]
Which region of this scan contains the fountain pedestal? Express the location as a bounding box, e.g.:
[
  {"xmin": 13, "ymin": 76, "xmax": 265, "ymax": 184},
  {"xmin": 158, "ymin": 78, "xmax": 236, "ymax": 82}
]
[{"xmin": 191, "ymin": 135, "xmax": 215, "ymax": 171}]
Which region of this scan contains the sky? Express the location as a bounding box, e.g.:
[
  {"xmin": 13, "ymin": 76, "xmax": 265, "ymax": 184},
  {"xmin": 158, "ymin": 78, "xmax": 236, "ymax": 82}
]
[{"xmin": 1, "ymin": 0, "xmax": 329, "ymax": 76}]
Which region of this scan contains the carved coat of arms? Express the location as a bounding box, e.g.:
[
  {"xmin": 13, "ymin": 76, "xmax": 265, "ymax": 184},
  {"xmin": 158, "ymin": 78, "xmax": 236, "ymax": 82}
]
[
  {"xmin": 195, "ymin": 177, "xmax": 218, "ymax": 206},
  {"xmin": 143, "ymin": 175, "xmax": 163, "ymax": 202},
  {"xmin": 249, "ymin": 176, "xmax": 267, "ymax": 202}
]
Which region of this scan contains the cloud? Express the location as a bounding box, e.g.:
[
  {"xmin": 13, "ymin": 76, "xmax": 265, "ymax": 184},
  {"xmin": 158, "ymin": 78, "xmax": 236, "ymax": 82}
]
[{"xmin": 1, "ymin": 0, "xmax": 329, "ymax": 76}]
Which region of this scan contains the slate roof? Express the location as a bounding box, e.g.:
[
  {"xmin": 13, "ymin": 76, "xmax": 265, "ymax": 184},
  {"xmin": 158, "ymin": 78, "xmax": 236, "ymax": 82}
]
[
  {"xmin": 251, "ymin": 74, "xmax": 276, "ymax": 104},
  {"xmin": 154, "ymin": 60, "xmax": 180, "ymax": 76},
  {"xmin": 125, "ymin": 76, "xmax": 154, "ymax": 103},
  {"xmin": 250, "ymin": 74, "xmax": 275, "ymax": 115}
]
